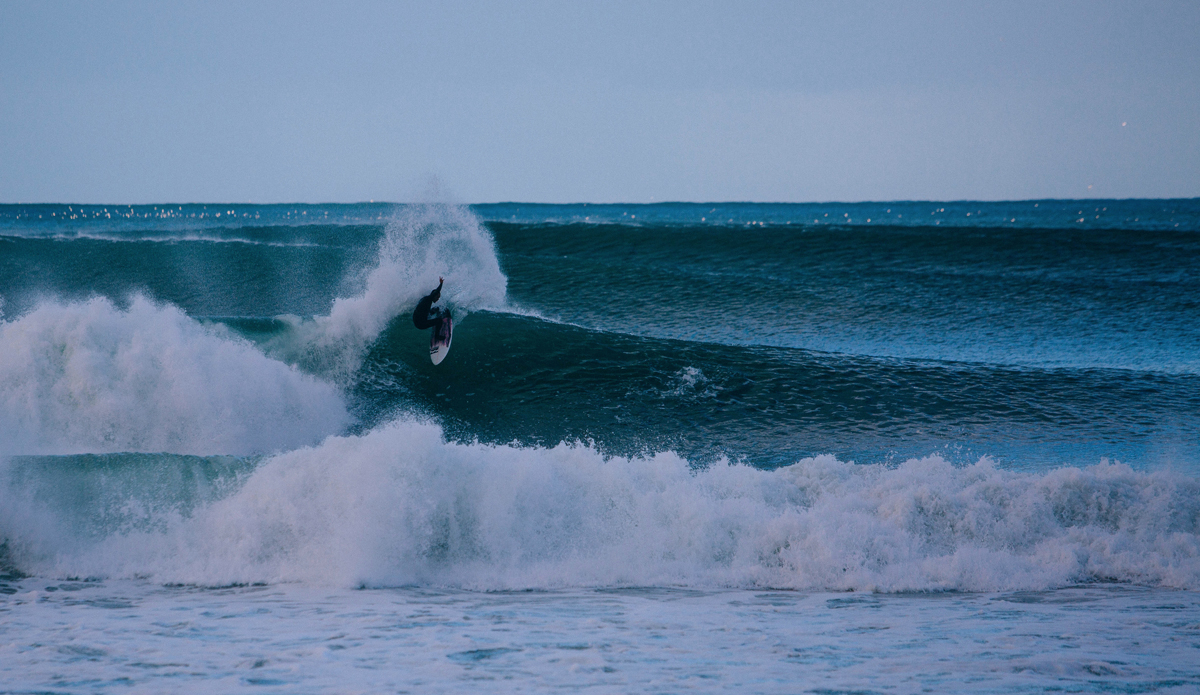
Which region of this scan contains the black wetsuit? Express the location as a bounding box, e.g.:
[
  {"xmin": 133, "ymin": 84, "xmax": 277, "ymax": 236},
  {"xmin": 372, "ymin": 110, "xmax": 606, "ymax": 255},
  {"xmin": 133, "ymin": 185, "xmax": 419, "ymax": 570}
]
[{"xmin": 412, "ymin": 285, "xmax": 444, "ymax": 330}]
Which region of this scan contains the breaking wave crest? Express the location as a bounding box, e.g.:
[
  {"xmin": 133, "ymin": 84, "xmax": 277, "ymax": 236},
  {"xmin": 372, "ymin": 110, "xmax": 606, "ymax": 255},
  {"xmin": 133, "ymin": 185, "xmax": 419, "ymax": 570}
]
[
  {"xmin": 4, "ymin": 420, "xmax": 1197, "ymax": 592},
  {"xmin": 260, "ymin": 202, "xmax": 508, "ymax": 378},
  {"xmin": 0, "ymin": 295, "xmax": 350, "ymax": 456}
]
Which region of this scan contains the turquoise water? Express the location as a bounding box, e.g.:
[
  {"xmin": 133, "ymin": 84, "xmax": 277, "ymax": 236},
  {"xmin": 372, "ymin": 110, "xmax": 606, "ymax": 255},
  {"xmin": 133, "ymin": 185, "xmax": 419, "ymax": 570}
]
[{"xmin": 1, "ymin": 200, "xmax": 1198, "ymax": 692}]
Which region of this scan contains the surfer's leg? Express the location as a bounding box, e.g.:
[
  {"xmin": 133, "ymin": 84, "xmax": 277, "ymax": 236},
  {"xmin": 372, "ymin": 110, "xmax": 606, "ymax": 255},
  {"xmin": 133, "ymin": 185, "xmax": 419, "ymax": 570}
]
[{"xmin": 414, "ymin": 308, "xmax": 443, "ymax": 330}]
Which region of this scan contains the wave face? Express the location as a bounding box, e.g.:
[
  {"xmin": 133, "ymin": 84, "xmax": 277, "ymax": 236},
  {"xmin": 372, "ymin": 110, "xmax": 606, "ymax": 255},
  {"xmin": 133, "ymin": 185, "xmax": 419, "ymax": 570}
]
[
  {"xmin": 486, "ymin": 211, "xmax": 1200, "ymax": 374},
  {"xmin": 344, "ymin": 311, "xmax": 1200, "ymax": 469},
  {"xmin": 0, "ymin": 200, "xmax": 1198, "ymax": 590}
]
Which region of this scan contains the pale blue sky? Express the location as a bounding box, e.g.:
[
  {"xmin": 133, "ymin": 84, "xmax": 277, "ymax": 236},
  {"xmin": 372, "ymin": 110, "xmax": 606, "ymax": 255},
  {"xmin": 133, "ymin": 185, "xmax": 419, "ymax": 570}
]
[{"xmin": 2, "ymin": 1, "xmax": 1197, "ymax": 203}]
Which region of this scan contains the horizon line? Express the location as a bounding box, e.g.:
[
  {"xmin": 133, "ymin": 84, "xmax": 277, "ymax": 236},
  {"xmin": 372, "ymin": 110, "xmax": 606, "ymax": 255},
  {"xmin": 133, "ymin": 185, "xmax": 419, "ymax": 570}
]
[{"xmin": 2, "ymin": 196, "xmax": 1198, "ymax": 206}]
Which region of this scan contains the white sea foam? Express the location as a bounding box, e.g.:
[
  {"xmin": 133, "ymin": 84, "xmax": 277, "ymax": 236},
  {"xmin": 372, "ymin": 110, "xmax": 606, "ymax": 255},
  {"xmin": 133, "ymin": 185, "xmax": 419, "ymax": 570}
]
[
  {"xmin": 260, "ymin": 202, "xmax": 508, "ymax": 377},
  {"xmin": 6, "ymin": 419, "xmax": 1196, "ymax": 592},
  {"xmin": 663, "ymin": 366, "xmax": 720, "ymax": 399},
  {"xmin": 0, "ymin": 295, "xmax": 350, "ymax": 456}
]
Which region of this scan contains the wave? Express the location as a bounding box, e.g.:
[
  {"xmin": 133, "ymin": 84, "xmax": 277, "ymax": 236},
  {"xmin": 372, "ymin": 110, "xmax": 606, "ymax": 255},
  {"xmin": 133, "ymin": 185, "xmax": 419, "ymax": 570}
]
[
  {"xmin": 0, "ymin": 295, "xmax": 350, "ymax": 456},
  {"xmin": 491, "ymin": 219, "xmax": 1200, "ymax": 374},
  {"xmin": 0, "ymin": 201, "xmax": 508, "ymax": 455},
  {"xmin": 5, "ymin": 203, "xmax": 1196, "ymax": 374},
  {"xmin": 253, "ymin": 202, "xmax": 509, "ymax": 379},
  {"xmin": 3, "ymin": 419, "xmax": 1197, "ymax": 592},
  {"xmin": 2, "ymin": 199, "xmax": 1196, "ymax": 591},
  {"xmin": 343, "ymin": 310, "xmax": 1200, "ymax": 469}
]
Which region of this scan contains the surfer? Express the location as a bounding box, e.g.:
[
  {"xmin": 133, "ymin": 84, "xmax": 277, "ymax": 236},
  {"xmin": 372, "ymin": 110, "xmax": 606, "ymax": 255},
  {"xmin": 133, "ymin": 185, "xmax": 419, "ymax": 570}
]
[
  {"xmin": 415, "ymin": 277, "xmax": 454, "ymax": 364},
  {"xmin": 412, "ymin": 277, "xmax": 446, "ymax": 330}
]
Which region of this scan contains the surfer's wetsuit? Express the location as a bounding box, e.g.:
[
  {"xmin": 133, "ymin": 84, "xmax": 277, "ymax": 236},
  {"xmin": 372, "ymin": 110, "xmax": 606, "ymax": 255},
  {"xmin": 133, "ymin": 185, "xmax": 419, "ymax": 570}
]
[{"xmin": 412, "ymin": 281, "xmax": 444, "ymax": 330}]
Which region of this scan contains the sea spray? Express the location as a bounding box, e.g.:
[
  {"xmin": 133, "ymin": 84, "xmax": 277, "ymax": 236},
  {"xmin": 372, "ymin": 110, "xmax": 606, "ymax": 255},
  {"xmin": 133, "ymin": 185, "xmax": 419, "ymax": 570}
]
[
  {"xmin": 0, "ymin": 295, "xmax": 349, "ymax": 455},
  {"xmin": 6, "ymin": 419, "xmax": 1197, "ymax": 591},
  {"xmin": 261, "ymin": 202, "xmax": 508, "ymax": 379}
]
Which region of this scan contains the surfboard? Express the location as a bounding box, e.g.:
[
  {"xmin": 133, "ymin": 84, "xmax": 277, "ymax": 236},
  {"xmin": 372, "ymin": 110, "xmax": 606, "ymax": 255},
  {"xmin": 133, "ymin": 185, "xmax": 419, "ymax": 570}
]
[{"xmin": 430, "ymin": 313, "xmax": 453, "ymax": 365}]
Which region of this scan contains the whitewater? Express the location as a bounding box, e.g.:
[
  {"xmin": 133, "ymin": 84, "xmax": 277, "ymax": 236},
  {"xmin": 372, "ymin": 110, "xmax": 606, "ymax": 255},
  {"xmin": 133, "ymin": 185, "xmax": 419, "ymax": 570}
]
[{"xmin": 1, "ymin": 200, "xmax": 1198, "ymax": 693}]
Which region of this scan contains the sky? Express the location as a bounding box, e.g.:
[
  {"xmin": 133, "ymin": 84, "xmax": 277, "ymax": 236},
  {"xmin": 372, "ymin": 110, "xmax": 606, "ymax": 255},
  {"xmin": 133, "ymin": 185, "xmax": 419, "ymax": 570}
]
[{"xmin": 1, "ymin": 1, "xmax": 1198, "ymax": 203}]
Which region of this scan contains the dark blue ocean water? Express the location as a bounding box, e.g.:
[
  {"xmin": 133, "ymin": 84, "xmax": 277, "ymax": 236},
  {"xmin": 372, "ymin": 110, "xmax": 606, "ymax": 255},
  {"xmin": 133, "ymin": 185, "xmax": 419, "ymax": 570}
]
[
  {"xmin": 3, "ymin": 201, "xmax": 1200, "ymax": 693},
  {"xmin": 2, "ymin": 200, "xmax": 1197, "ymax": 469}
]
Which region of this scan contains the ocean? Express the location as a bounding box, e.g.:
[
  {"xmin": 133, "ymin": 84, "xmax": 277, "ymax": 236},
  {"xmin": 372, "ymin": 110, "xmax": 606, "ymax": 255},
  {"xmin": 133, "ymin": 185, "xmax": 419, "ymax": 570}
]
[{"xmin": 1, "ymin": 200, "xmax": 1198, "ymax": 692}]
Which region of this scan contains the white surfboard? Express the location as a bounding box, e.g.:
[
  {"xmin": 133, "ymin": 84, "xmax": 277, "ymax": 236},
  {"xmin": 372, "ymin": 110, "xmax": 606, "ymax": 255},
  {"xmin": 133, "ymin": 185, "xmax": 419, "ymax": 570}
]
[{"xmin": 430, "ymin": 314, "xmax": 453, "ymax": 365}]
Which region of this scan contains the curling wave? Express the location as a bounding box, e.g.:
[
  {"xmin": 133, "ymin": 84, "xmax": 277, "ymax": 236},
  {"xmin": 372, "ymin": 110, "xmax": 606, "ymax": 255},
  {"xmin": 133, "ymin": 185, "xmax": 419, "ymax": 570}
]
[{"xmin": 255, "ymin": 202, "xmax": 509, "ymax": 379}]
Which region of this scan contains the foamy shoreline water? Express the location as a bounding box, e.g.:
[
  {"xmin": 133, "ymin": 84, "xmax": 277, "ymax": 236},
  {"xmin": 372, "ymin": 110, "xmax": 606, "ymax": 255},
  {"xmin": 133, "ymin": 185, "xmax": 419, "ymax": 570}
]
[
  {"xmin": 4, "ymin": 420, "xmax": 1198, "ymax": 592},
  {"xmin": 2, "ymin": 579, "xmax": 1197, "ymax": 694}
]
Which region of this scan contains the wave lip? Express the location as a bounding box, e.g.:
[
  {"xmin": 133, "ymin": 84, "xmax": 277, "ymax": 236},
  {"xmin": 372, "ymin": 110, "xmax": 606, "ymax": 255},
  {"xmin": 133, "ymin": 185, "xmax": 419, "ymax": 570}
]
[{"xmin": 8, "ymin": 420, "xmax": 1197, "ymax": 592}]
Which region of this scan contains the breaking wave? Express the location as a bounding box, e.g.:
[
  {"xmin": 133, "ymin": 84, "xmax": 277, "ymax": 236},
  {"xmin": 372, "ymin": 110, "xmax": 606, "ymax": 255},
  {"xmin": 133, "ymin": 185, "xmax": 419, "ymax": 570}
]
[
  {"xmin": 256, "ymin": 202, "xmax": 508, "ymax": 379},
  {"xmin": 4, "ymin": 420, "xmax": 1197, "ymax": 592},
  {"xmin": 0, "ymin": 295, "xmax": 349, "ymax": 456}
]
